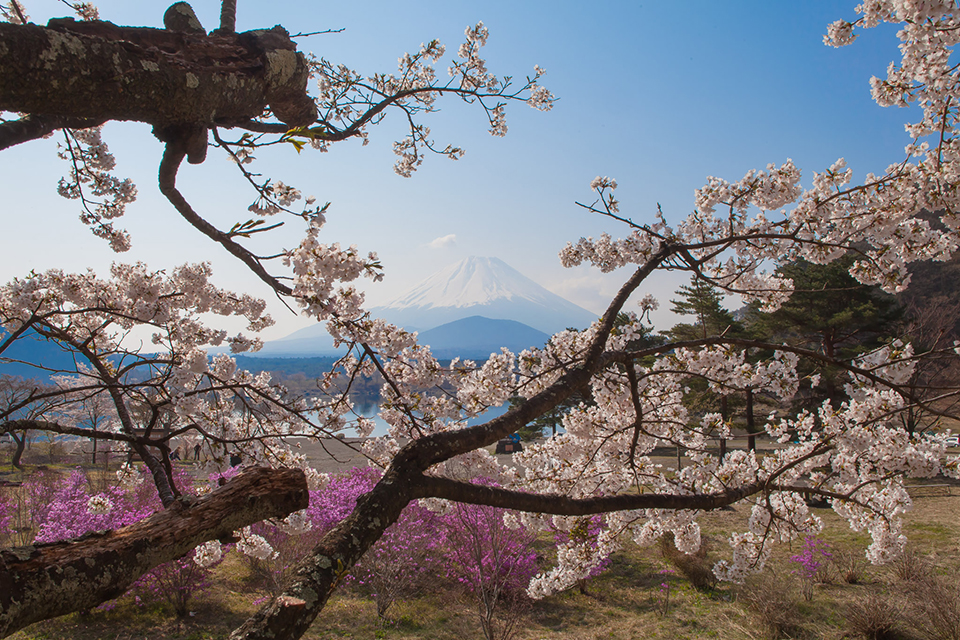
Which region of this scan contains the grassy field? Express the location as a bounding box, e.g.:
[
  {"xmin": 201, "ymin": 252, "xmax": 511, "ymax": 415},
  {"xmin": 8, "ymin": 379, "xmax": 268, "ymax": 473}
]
[{"xmin": 4, "ymin": 447, "xmax": 960, "ymax": 640}]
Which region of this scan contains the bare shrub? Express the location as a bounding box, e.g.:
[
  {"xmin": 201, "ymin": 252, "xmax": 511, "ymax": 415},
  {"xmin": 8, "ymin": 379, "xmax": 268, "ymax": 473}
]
[
  {"xmin": 902, "ymin": 572, "xmax": 960, "ymax": 640},
  {"xmin": 442, "ymin": 499, "xmax": 537, "ymax": 640},
  {"xmin": 831, "ymin": 545, "xmax": 869, "ymax": 584},
  {"xmin": 659, "ymin": 532, "xmax": 718, "ymax": 590},
  {"xmin": 351, "ymin": 502, "xmax": 447, "ymax": 620},
  {"xmin": 242, "ymin": 527, "xmax": 324, "ymax": 597},
  {"xmin": 6, "ymin": 468, "xmax": 60, "ymax": 545},
  {"xmin": 892, "ymin": 546, "xmax": 932, "ymax": 583},
  {"xmin": 132, "ymin": 555, "xmax": 220, "ymax": 617},
  {"xmin": 737, "ymin": 570, "xmax": 803, "ymax": 640},
  {"xmin": 845, "ymin": 591, "xmax": 903, "ymax": 640}
]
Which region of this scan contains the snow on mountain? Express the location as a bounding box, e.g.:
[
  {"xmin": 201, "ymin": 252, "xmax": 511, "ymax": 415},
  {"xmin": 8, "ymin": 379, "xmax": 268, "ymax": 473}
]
[
  {"xmin": 260, "ymin": 256, "xmax": 598, "ymax": 356},
  {"xmin": 370, "ymin": 256, "xmax": 597, "ymax": 334},
  {"xmin": 388, "ymin": 256, "xmax": 548, "ymax": 308}
]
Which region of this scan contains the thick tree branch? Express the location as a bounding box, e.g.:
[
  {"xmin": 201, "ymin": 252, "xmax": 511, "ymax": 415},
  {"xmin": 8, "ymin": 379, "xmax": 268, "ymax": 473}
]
[
  {"xmin": 1, "ymin": 418, "xmax": 138, "ymax": 445},
  {"xmin": 416, "ymin": 475, "xmax": 765, "ymax": 514},
  {"xmin": 0, "ymin": 20, "xmax": 315, "ymax": 129},
  {"xmin": 0, "ymin": 466, "xmax": 308, "ymax": 638},
  {"xmin": 230, "ymin": 465, "xmax": 417, "ymax": 640},
  {"xmin": 0, "ymin": 114, "xmax": 105, "ymax": 151}
]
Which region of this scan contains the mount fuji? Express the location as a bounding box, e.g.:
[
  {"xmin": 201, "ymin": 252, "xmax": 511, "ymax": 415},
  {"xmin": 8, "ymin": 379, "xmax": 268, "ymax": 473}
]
[
  {"xmin": 260, "ymin": 256, "xmax": 597, "ymax": 357},
  {"xmin": 370, "ymin": 256, "xmax": 597, "ymax": 334}
]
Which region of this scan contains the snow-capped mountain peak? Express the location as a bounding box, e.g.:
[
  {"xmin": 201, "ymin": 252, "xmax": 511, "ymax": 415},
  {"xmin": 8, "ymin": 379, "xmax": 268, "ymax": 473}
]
[
  {"xmin": 372, "ymin": 256, "xmax": 596, "ymax": 334},
  {"xmin": 387, "ymin": 256, "xmax": 551, "ymax": 309},
  {"xmin": 262, "ymin": 256, "xmax": 597, "ymax": 354}
]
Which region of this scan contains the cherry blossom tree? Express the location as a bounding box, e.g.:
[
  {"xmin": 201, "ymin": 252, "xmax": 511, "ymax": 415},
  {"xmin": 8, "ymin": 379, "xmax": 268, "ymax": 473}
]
[
  {"xmin": 2, "ymin": 2, "xmax": 960, "ymax": 640},
  {"xmin": 0, "ymin": 374, "xmax": 58, "ymax": 469},
  {"xmin": 51, "ymin": 373, "xmax": 118, "ymax": 465}
]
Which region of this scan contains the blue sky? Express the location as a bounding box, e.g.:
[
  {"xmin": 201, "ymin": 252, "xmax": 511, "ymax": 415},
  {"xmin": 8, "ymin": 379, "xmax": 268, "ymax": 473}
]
[{"xmin": 1, "ymin": 1, "xmax": 914, "ymax": 339}]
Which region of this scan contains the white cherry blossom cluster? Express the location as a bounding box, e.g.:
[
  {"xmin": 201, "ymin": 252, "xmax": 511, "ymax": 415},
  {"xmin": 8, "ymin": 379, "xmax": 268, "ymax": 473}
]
[
  {"xmin": 236, "ymin": 527, "xmax": 278, "ymax": 561},
  {"xmin": 116, "ymin": 463, "xmax": 144, "ymax": 491},
  {"xmin": 637, "ymin": 294, "xmax": 658, "ymax": 312},
  {"xmin": 0, "ymin": 262, "xmax": 272, "ymax": 361},
  {"xmin": 451, "ymin": 22, "xmax": 496, "ymax": 92},
  {"xmin": 276, "ymin": 509, "xmax": 313, "ymax": 535},
  {"xmin": 247, "ymin": 180, "xmax": 302, "ymax": 216},
  {"xmin": 283, "ymin": 215, "xmax": 382, "ymax": 321},
  {"xmin": 560, "ymin": 230, "xmax": 663, "ymax": 273},
  {"xmin": 56, "ymin": 127, "xmax": 136, "ymax": 253},
  {"xmin": 664, "ymin": 346, "xmax": 800, "ymax": 401},
  {"xmin": 86, "ymin": 494, "xmax": 113, "ymax": 515},
  {"xmin": 193, "ymin": 540, "xmax": 223, "ymax": 568},
  {"xmin": 527, "ymin": 537, "xmax": 614, "ymax": 598},
  {"xmin": 373, "ymin": 39, "xmax": 445, "ymax": 104},
  {"xmin": 845, "ymin": 340, "xmax": 917, "ymax": 396},
  {"xmin": 515, "ymin": 327, "xmax": 598, "ymax": 398},
  {"xmin": 456, "ymin": 348, "xmax": 516, "ymax": 415}
]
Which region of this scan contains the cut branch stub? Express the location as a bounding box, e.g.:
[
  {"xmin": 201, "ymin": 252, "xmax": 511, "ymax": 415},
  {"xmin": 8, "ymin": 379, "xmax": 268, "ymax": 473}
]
[
  {"xmin": 0, "ymin": 466, "xmax": 308, "ymax": 638},
  {"xmin": 0, "ymin": 16, "xmax": 316, "ymax": 130}
]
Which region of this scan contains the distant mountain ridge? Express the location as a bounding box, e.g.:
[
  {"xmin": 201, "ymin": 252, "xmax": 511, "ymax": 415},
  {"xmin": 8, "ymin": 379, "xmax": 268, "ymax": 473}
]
[
  {"xmin": 255, "ymin": 315, "xmax": 551, "ymax": 358},
  {"xmin": 417, "ymin": 316, "xmax": 550, "ymax": 359}
]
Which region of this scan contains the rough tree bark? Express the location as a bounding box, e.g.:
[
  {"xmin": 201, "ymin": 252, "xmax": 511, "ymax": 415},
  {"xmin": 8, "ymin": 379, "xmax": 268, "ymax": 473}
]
[
  {"xmin": 0, "ymin": 7, "xmax": 316, "ymax": 152},
  {"xmin": 0, "ymin": 466, "xmax": 308, "ymax": 638}
]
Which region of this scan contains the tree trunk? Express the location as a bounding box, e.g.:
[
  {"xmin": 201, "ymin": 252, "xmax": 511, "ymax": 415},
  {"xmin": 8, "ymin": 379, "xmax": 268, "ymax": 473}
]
[
  {"xmin": 0, "ymin": 466, "xmax": 308, "ymax": 638},
  {"xmin": 229, "ymin": 466, "xmax": 417, "ymax": 639},
  {"xmin": 719, "ymin": 395, "xmax": 728, "ymax": 460},
  {"xmin": 746, "ymin": 388, "xmax": 756, "ymax": 452},
  {"xmin": 9, "ymin": 432, "xmax": 25, "ymax": 470}
]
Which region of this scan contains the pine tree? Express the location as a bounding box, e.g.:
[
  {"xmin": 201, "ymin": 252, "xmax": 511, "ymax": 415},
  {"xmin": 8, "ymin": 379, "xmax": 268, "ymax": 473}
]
[
  {"xmin": 749, "ymin": 255, "xmax": 900, "ymax": 359},
  {"xmin": 746, "ymin": 254, "xmax": 902, "ymax": 408},
  {"xmin": 666, "ymin": 278, "xmax": 742, "ymax": 341}
]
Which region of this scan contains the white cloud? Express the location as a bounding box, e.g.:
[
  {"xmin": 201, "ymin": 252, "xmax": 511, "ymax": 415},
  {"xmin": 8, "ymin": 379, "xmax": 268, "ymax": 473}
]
[{"xmin": 426, "ymin": 234, "xmax": 457, "ymax": 249}]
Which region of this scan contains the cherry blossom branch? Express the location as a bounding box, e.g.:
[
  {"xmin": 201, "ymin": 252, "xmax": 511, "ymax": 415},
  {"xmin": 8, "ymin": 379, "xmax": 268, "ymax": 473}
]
[
  {"xmin": 400, "ymin": 244, "xmax": 677, "ymax": 472},
  {"xmin": 608, "ymin": 338, "xmax": 917, "ymax": 399},
  {"xmin": 158, "ymin": 144, "xmax": 294, "ymax": 297}
]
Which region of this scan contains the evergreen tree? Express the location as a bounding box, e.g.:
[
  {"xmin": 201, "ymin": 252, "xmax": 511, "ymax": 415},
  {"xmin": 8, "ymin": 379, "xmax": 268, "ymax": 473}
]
[
  {"xmin": 747, "ymin": 254, "xmax": 902, "ymax": 407},
  {"xmin": 749, "ymin": 255, "xmax": 900, "ymax": 358},
  {"xmin": 665, "ymin": 277, "xmax": 743, "ymax": 342}
]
